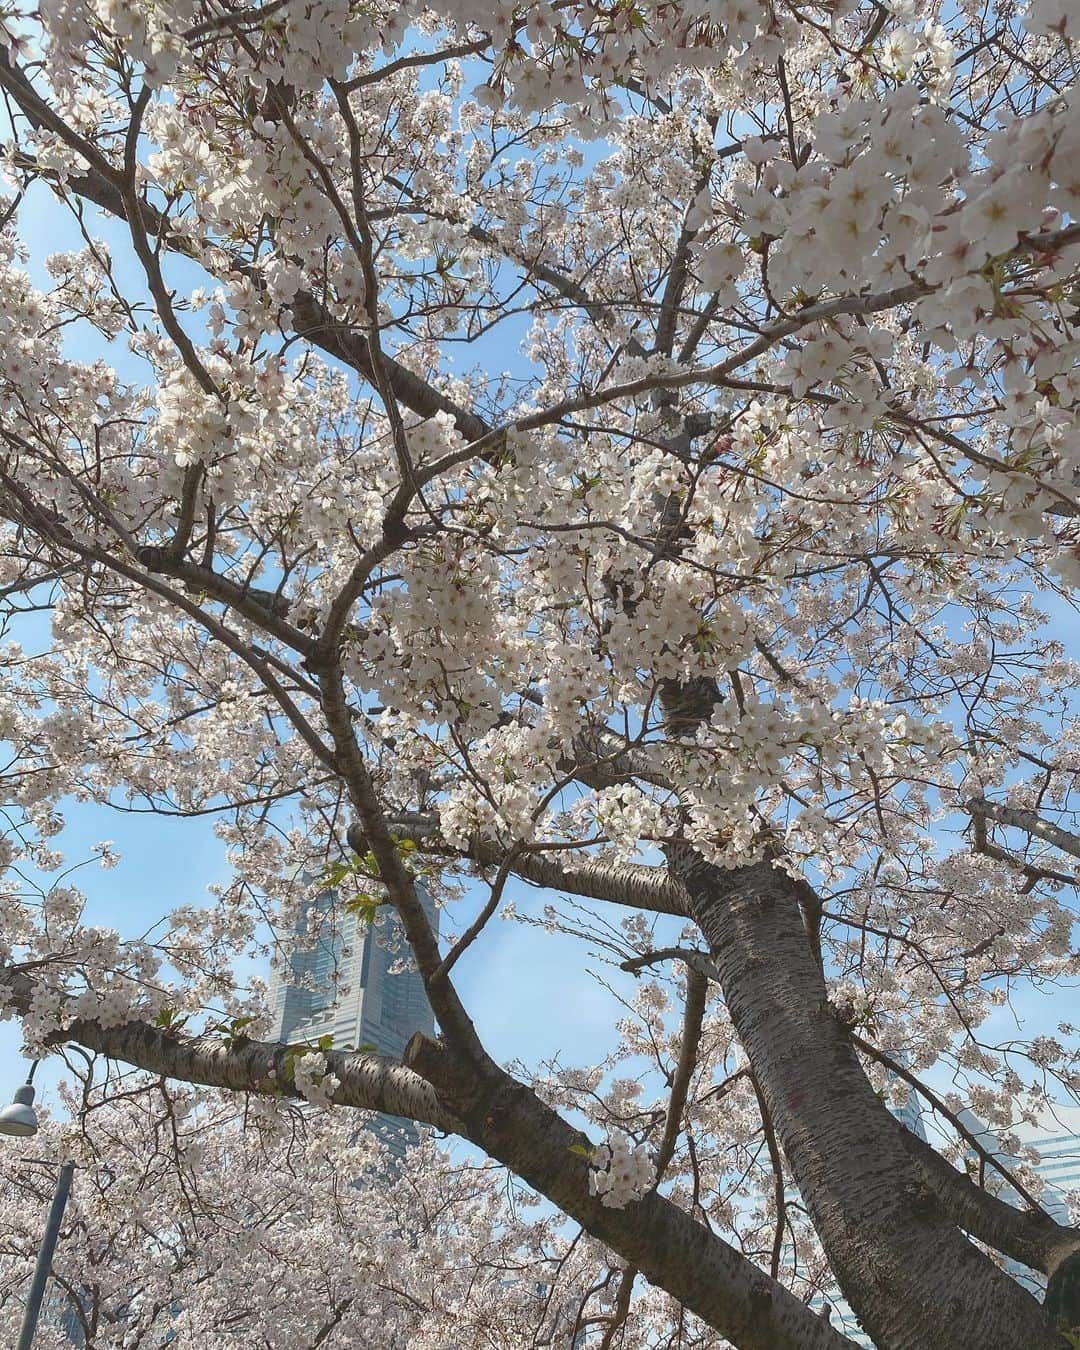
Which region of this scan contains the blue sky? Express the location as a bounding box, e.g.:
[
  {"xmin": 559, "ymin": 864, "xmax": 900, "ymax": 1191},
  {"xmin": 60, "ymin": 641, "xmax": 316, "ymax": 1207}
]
[{"xmin": 1, "ymin": 796, "xmax": 656, "ymax": 1107}]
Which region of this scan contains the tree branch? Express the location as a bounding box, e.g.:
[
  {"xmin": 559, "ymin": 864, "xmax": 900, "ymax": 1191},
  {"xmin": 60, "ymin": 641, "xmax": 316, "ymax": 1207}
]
[
  {"xmin": 0, "ymin": 56, "xmax": 489, "ymax": 444},
  {"xmin": 849, "ymin": 1033, "xmax": 1051, "ymax": 1216},
  {"xmin": 135, "ymin": 547, "xmax": 312, "ymax": 656},
  {"xmin": 363, "ymin": 812, "xmax": 690, "ymax": 916},
  {"xmin": 0, "ymin": 964, "xmax": 456, "ymax": 1130},
  {"xmin": 404, "ymin": 1033, "xmax": 861, "ymax": 1350},
  {"xmin": 967, "ymin": 798, "xmax": 1080, "ymax": 864},
  {"xmin": 656, "ymin": 966, "xmax": 709, "ymax": 1178},
  {"xmin": 751, "ymin": 1072, "xmax": 788, "ymax": 1282},
  {"xmin": 599, "ymin": 962, "xmax": 708, "ymax": 1348},
  {"xmin": 901, "ymin": 1126, "xmax": 1080, "ymax": 1279},
  {"xmin": 0, "ymin": 963, "xmax": 859, "ymax": 1350}
]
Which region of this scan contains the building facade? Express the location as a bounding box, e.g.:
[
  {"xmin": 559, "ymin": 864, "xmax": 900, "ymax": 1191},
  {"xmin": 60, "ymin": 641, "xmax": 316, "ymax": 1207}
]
[
  {"xmin": 268, "ymin": 883, "xmax": 439, "ymax": 1155},
  {"xmin": 957, "ymin": 1101, "xmax": 1080, "ymax": 1296},
  {"xmin": 818, "ymin": 1098, "xmax": 1080, "ymax": 1346},
  {"xmin": 1013, "ymin": 1103, "xmax": 1080, "ymax": 1222}
]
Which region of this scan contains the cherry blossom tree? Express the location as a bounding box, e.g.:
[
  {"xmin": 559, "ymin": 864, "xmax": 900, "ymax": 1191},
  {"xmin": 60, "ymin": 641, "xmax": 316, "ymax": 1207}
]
[
  {"xmin": 0, "ymin": 1080, "xmax": 602, "ymax": 1347},
  {"xmin": 0, "ymin": 0, "xmax": 1078, "ymax": 1346}
]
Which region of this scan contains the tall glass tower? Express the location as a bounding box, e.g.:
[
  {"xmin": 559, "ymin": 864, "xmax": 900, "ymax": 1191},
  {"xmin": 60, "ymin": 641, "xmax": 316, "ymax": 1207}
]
[
  {"xmin": 268, "ymin": 883, "xmax": 439, "ymax": 1155},
  {"xmin": 1014, "ymin": 1103, "xmax": 1080, "ymax": 1220}
]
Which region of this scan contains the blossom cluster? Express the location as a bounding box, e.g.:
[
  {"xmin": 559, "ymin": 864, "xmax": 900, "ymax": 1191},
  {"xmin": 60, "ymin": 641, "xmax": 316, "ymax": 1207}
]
[
  {"xmin": 0, "ymin": 1, "xmax": 1077, "ymax": 1337},
  {"xmin": 588, "ymin": 1131, "xmax": 655, "ymax": 1209},
  {"xmin": 292, "ymin": 1050, "xmax": 342, "ymax": 1108}
]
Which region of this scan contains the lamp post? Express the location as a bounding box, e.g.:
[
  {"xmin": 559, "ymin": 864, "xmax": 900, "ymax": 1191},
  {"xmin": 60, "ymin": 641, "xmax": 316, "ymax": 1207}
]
[
  {"xmin": 1, "ymin": 1060, "xmax": 77, "ymax": 1350},
  {"xmin": 15, "ymin": 1159, "xmax": 76, "ymax": 1350},
  {"xmin": 0, "ymin": 1058, "xmax": 40, "ymax": 1137}
]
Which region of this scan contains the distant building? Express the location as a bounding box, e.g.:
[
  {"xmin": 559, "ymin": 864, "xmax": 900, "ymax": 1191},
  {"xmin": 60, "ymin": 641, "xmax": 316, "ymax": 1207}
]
[
  {"xmin": 1014, "ymin": 1103, "xmax": 1080, "ymax": 1221},
  {"xmin": 41, "ymin": 1283, "xmax": 87, "ymax": 1346},
  {"xmin": 268, "ymin": 882, "xmax": 438, "ymax": 1156},
  {"xmin": 958, "ymin": 1102, "xmax": 1080, "ymax": 1295},
  {"xmin": 813, "ymin": 1097, "xmax": 1080, "ymax": 1344},
  {"xmin": 891, "ymin": 1082, "xmax": 929, "ymax": 1145}
]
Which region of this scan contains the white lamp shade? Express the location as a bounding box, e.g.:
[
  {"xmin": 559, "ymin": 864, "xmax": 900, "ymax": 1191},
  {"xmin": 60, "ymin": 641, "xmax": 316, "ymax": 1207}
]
[{"xmin": 0, "ymin": 1083, "xmax": 38, "ymax": 1137}]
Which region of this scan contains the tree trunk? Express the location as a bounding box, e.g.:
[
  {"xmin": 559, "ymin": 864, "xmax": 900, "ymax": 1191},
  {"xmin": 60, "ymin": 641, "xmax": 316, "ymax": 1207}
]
[
  {"xmin": 666, "ymin": 847, "xmax": 1063, "ymax": 1350},
  {"xmin": 405, "ymin": 1033, "xmax": 859, "ymax": 1350},
  {"xmin": 660, "ymin": 678, "xmax": 1063, "ymax": 1350}
]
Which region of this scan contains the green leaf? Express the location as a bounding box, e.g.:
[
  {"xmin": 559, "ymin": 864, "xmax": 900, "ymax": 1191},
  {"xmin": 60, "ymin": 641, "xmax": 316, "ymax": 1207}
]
[
  {"xmin": 568, "ymin": 1142, "xmax": 595, "ymax": 1159},
  {"xmin": 344, "ymin": 892, "xmax": 380, "ymax": 923},
  {"xmin": 1057, "ymin": 1320, "xmax": 1080, "ymax": 1350},
  {"xmin": 219, "ymin": 1014, "xmax": 255, "ymax": 1051},
  {"xmin": 153, "ymin": 1007, "xmax": 189, "ymax": 1034},
  {"xmin": 319, "ymin": 859, "xmax": 356, "ymax": 890}
]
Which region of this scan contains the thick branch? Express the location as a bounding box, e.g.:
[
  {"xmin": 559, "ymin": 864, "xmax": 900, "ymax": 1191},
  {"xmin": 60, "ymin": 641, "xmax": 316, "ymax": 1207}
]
[
  {"xmin": 971, "ymin": 816, "xmax": 1076, "ymax": 888},
  {"xmin": 660, "ymin": 680, "xmax": 1065, "ymax": 1350},
  {"xmin": 510, "ymin": 853, "xmax": 688, "ymax": 916},
  {"xmin": 404, "ymin": 1033, "xmax": 859, "ymax": 1350},
  {"xmin": 850, "ymin": 1032, "xmax": 1050, "ymax": 1215},
  {"xmin": 366, "ymin": 812, "xmax": 690, "ymax": 916},
  {"xmin": 566, "ymin": 725, "xmax": 673, "ymax": 791},
  {"xmin": 968, "ymin": 798, "xmax": 1080, "ymax": 864},
  {"xmin": 901, "ymin": 1126, "xmax": 1080, "ymax": 1278},
  {"xmin": 136, "ymin": 547, "xmax": 312, "ymax": 655},
  {"xmin": 0, "ymin": 964, "xmax": 455, "ymax": 1130}
]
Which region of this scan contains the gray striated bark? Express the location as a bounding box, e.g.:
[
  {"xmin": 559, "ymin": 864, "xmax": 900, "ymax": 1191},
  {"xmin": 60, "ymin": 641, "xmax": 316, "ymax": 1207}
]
[
  {"xmin": 903, "ymin": 1125, "xmax": 1080, "ymax": 1278},
  {"xmin": 967, "ymin": 798, "xmax": 1080, "ymax": 861},
  {"xmin": 0, "ymin": 965, "xmax": 456, "ymax": 1131},
  {"xmin": 664, "ymin": 849, "xmax": 1065, "ymax": 1350},
  {"xmin": 373, "ymin": 813, "xmax": 690, "ymax": 914},
  {"xmin": 404, "ymin": 1033, "xmax": 859, "ymax": 1350}
]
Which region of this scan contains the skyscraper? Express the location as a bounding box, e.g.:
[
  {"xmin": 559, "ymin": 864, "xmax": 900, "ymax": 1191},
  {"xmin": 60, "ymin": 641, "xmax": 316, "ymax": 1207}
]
[
  {"xmin": 35, "ymin": 889, "xmax": 440, "ymax": 1346},
  {"xmin": 958, "ymin": 1101, "xmax": 1080, "ymax": 1296},
  {"xmin": 1015, "ymin": 1103, "xmax": 1080, "ymax": 1221},
  {"xmin": 268, "ymin": 883, "xmax": 439, "ymax": 1155}
]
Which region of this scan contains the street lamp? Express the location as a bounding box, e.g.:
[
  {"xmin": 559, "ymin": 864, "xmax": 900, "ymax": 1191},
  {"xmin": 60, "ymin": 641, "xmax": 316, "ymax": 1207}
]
[
  {"xmin": 0, "ymin": 1059, "xmax": 40, "ymax": 1137},
  {"xmin": 14, "ymin": 1159, "xmax": 76, "ymax": 1350},
  {"xmin": 1, "ymin": 1060, "xmax": 76, "ymax": 1349}
]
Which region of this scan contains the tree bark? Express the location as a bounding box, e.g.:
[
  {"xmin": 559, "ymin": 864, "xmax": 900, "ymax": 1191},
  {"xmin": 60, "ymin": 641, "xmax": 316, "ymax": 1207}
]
[
  {"xmin": 0, "ymin": 963, "xmax": 860, "ymax": 1350},
  {"xmin": 902, "ymin": 1126, "xmax": 1080, "ymax": 1278},
  {"xmin": 405, "ymin": 1033, "xmax": 859, "ymax": 1350},
  {"xmin": 663, "ymin": 849, "xmax": 1065, "ymax": 1349},
  {"xmin": 967, "ymin": 798, "xmax": 1080, "ymax": 860}
]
